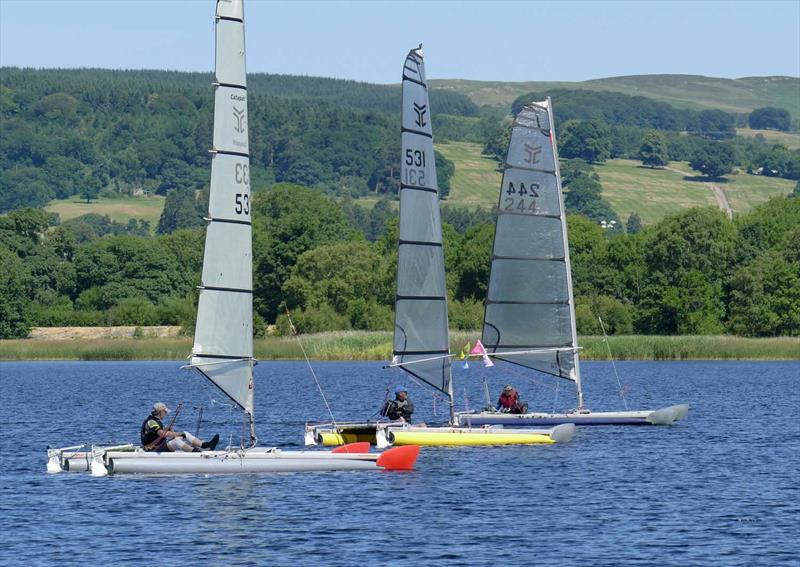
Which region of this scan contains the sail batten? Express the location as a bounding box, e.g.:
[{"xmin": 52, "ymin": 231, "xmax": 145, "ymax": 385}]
[
  {"xmin": 482, "ymin": 99, "xmax": 582, "ymax": 394},
  {"xmin": 191, "ymin": 0, "xmax": 254, "ymax": 418},
  {"xmin": 393, "ymin": 47, "xmax": 452, "ymax": 398}
]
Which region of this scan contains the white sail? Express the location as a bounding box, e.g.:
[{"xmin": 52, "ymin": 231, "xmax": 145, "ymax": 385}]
[
  {"xmin": 392, "ymin": 46, "xmax": 453, "ymax": 399},
  {"xmin": 481, "ymin": 99, "xmax": 584, "ymax": 407},
  {"xmin": 190, "ymin": 0, "xmax": 255, "ymax": 419}
]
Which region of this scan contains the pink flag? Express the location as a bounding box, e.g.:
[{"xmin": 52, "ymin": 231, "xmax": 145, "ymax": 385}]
[{"xmin": 470, "ymin": 340, "xmax": 494, "ymax": 368}]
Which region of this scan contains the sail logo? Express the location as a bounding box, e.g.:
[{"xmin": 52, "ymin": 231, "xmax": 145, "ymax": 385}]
[
  {"xmin": 523, "ymin": 143, "xmax": 542, "ymax": 165},
  {"xmin": 413, "ymin": 103, "xmax": 427, "ymax": 128},
  {"xmin": 233, "ymin": 106, "xmax": 246, "ymax": 133}
]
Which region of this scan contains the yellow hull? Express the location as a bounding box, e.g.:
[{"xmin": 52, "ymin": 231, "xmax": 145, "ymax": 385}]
[
  {"xmin": 389, "ymin": 429, "xmax": 555, "ymax": 447},
  {"xmin": 319, "ymin": 430, "xmax": 377, "ymax": 447}
]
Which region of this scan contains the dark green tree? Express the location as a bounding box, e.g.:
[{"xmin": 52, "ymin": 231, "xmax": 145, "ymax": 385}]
[
  {"xmin": 558, "ymin": 120, "xmax": 612, "ymax": 163},
  {"xmin": 727, "ymin": 250, "xmax": 800, "ymax": 336},
  {"xmin": 688, "ymin": 142, "xmax": 736, "ymax": 178},
  {"xmin": 639, "ymin": 130, "xmax": 669, "ymax": 168},
  {"xmin": 748, "ymin": 107, "xmax": 791, "ymax": 131},
  {"xmin": 156, "ymin": 187, "xmax": 205, "ymax": 234},
  {"xmin": 636, "ymin": 207, "xmax": 737, "ymax": 334},
  {"xmin": 367, "ymin": 199, "xmax": 396, "ymax": 242},
  {"xmin": 692, "ymin": 109, "xmax": 736, "ymax": 140},
  {"xmin": 0, "ymin": 248, "xmax": 31, "ymax": 338},
  {"xmin": 252, "ymin": 183, "xmax": 352, "ymax": 322},
  {"xmin": 626, "ymin": 212, "xmax": 643, "ymax": 234},
  {"xmin": 81, "ymin": 174, "xmax": 103, "ymax": 203},
  {"xmin": 434, "ymin": 149, "xmax": 454, "ymax": 199},
  {"xmin": 453, "ymin": 223, "xmax": 494, "ymax": 301}
]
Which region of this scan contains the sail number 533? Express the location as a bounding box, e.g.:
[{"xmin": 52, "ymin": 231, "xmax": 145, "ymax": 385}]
[
  {"xmin": 235, "ymin": 163, "xmax": 249, "ymax": 185},
  {"xmin": 234, "ymin": 193, "xmax": 250, "ymax": 215},
  {"xmin": 234, "ymin": 162, "xmax": 250, "ymax": 215}
]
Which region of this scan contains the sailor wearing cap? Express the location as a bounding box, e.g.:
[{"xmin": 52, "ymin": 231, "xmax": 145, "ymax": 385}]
[
  {"xmin": 140, "ymin": 402, "xmax": 219, "ymax": 452},
  {"xmin": 380, "ymin": 386, "xmax": 415, "ymax": 423}
]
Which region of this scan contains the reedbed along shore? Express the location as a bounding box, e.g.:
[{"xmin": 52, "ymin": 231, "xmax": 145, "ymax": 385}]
[{"xmin": 0, "ymin": 330, "xmax": 797, "ymax": 361}]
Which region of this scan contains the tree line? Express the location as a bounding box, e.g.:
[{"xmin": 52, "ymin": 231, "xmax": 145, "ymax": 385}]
[
  {"xmin": 496, "ymin": 89, "xmax": 799, "ymax": 181},
  {"xmin": 2, "ymin": 183, "xmax": 797, "ymax": 339},
  {"xmin": 1, "ymin": 68, "xmax": 477, "ymax": 213}
]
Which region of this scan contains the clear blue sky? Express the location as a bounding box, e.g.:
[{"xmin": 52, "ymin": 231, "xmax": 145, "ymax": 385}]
[{"xmin": 1, "ymin": 0, "xmax": 798, "ymax": 83}]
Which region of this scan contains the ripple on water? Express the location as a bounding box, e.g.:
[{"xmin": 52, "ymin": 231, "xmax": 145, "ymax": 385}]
[{"xmin": 1, "ymin": 360, "xmax": 798, "ymax": 566}]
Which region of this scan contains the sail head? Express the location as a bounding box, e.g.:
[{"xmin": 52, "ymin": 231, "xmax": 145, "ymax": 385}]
[
  {"xmin": 393, "ymin": 47, "xmax": 452, "ymax": 395},
  {"xmin": 482, "ymin": 100, "xmax": 580, "ymax": 383},
  {"xmin": 191, "ymin": 0, "xmax": 254, "ymax": 416}
]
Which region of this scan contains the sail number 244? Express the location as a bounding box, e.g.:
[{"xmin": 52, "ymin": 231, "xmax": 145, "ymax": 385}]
[
  {"xmin": 504, "ymin": 180, "xmax": 539, "ymax": 214},
  {"xmin": 403, "ymin": 149, "xmax": 427, "ymax": 186}
]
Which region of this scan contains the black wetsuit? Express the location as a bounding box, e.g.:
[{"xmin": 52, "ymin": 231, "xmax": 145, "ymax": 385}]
[
  {"xmin": 381, "ymin": 398, "xmax": 414, "ymax": 422},
  {"xmin": 140, "ymin": 413, "xmax": 165, "ymax": 450}
]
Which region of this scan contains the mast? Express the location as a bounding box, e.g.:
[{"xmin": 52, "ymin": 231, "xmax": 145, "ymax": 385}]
[
  {"xmin": 481, "ymin": 98, "xmax": 583, "ymax": 409},
  {"xmin": 189, "ymin": 0, "xmax": 256, "ymax": 445},
  {"xmin": 547, "ymin": 97, "xmax": 583, "ymax": 409},
  {"xmin": 393, "ymin": 45, "xmax": 454, "ymax": 423}
]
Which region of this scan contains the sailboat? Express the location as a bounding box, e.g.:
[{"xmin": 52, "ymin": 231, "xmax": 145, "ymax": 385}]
[
  {"xmin": 45, "ymin": 0, "xmax": 419, "ymax": 474},
  {"xmin": 306, "ymin": 47, "xmax": 575, "ymax": 448},
  {"xmin": 453, "ymin": 99, "xmax": 688, "ymax": 427}
]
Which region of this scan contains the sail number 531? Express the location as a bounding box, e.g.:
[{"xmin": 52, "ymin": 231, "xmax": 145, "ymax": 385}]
[{"xmin": 403, "ymin": 149, "xmax": 427, "ymax": 186}]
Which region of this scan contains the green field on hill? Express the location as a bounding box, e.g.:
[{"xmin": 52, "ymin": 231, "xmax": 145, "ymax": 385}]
[
  {"xmin": 430, "ymin": 75, "xmax": 800, "ymax": 115},
  {"xmin": 597, "ymin": 160, "xmax": 795, "ymax": 224},
  {"xmin": 718, "ymin": 172, "xmax": 797, "ymax": 214},
  {"xmin": 432, "ymin": 143, "xmax": 796, "ymax": 225},
  {"xmin": 436, "ymin": 141, "xmax": 502, "ymax": 207},
  {"xmin": 45, "ymin": 195, "xmax": 166, "ymax": 231},
  {"xmin": 596, "ymin": 161, "xmax": 716, "ymax": 224},
  {"xmin": 736, "ymin": 128, "xmax": 800, "ymax": 150},
  {"xmin": 40, "ymin": 148, "xmax": 794, "ymax": 230}
]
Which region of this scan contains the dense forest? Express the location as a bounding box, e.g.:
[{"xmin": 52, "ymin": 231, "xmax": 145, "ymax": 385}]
[
  {"xmin": 0, "ymin": 68, "xmax": 482, "ymax": 213},
  {"xmin": 4, "ymin": 69, "xmax": 797, "ymax": 220},
  {"xmin": 2, "ymin": 186, "xmax": 798, "ymax": 339},
  {"xmin": 1, "ymin": 69, "xmax": 799, "ymax": 340}
]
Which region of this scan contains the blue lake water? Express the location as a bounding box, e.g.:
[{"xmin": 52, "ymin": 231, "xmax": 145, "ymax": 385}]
[{"xmin": 1, "ymin": 360, "xmax": 798, "ymax": 566}]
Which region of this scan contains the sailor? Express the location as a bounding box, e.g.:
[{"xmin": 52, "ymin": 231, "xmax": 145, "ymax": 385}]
[
  {"xmin": 140, "ymin": 402, "xmax": 219, "ymax": 452},
  {"xmin": 496, "ymin": 385, "xmax": 528, "ymax": 414},
  {"xmin": 381, "ymin": 386, "xmax": 415, "ymax": 423}
]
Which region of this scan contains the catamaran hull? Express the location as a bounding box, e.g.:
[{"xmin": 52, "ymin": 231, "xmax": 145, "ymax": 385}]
[
  {"xmin": 455, "ymin": 404, "xmax": 689, "ymax": 427},
  {"xmin": 376, "ymin": 423, "xmax": 575, "ymax": 448},
  {"xmin": 47, "ymin": 444, "xmax": 419, "ymax": 475},
  {"xmin": 304, "ymin": 422, "xmax": 384, "ymax": 446},
  {"xmin": 106, "ymin": 453, "xmax": 381, "ymax": 474}
]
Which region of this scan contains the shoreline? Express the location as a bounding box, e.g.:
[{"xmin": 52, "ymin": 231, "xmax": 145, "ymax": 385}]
[{"xmin": 0, "ymin": 332, "xmax": 797, "ymax": 361}]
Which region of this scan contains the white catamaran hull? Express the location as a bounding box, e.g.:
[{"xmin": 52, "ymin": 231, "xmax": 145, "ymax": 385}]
[
  {"xmin": 47, "ymin": 444, "xmax": 419, "ymax": 475},
  {"xmin": 455, "ymin": 404, "xmax": 689, "ymax": 427}
]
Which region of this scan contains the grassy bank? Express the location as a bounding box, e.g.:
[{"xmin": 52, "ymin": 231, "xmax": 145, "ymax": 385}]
[
  {"xmin": 1, "ymin": 332, "xmax": 797, "ymax": 361},
  {"xmin": 45, "ymin": 194, "xmax": 166, "ymax": 233}
]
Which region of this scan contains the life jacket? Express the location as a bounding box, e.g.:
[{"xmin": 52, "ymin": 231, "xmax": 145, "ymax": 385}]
[
  {"xmin": 498, "ymin": 390, "xmax": 519, "ymax": 409},
  {"xmin": 383, "ymin": 398, "xmax": 413, "ymax": 422},
  {"xmin": 140, "ymin": 413, "xmax": 165, "ymax": 450}
]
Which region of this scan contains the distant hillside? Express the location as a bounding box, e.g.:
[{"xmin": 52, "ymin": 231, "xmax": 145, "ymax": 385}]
[
  {"xmin": 435, "ymin": 143, "xmax": 796, "ymax": 225},
  {"xmin": 429, "ymin": 75, "xmax": 800, "ymax": 116}
]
